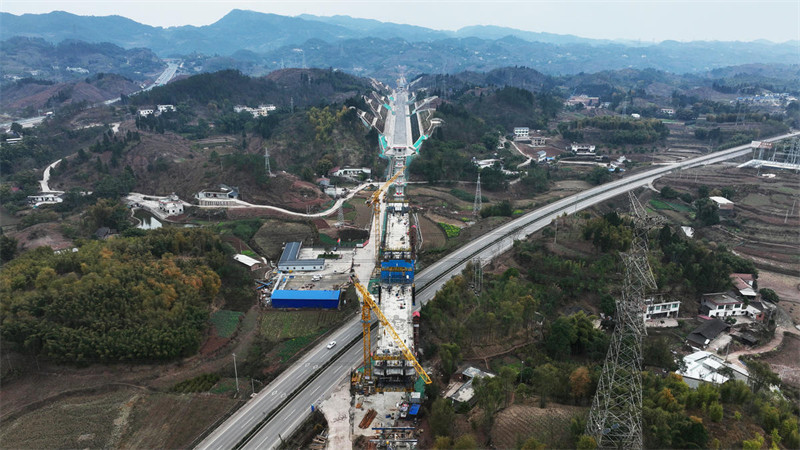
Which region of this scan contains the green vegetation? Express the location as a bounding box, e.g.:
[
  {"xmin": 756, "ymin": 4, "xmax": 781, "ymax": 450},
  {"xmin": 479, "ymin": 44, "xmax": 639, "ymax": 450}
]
[
  {"xmin": 450, "ymin": 188, "xmax": 486, "ymax": 203},
  {"xmin": 0, "ymin": 228, "xmax": 224, "ymax": 363},
  {"xmin": 558, "ymin": 116, "xmax": 669, "ymax": 145},
  {"xmin": 172, "ymin": 373, "xmax": 221, "ymax": 393},
  {"xmin": 759, "ymin": 288, "xmax": 780, "ymax": 303},
  {"xmin": 438, "ymin": 222, "xmax": 461, "ymax": 238},
  {"xmin": 480, "ymin": 200, "xmax": 514, "ymax": 218},
  {"xmin": 209, "ymin": 310, "xmax": 244, "ymax": 338}
]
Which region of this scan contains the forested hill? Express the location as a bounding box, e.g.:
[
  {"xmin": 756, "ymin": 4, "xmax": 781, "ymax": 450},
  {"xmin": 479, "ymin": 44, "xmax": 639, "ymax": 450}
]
[
  {"xmin": 0, "ymin": 36, "xmax": 164, "ymax": 82},
  {"xmin": 130, "ymin": 68, "xmax": 375, "ymax": 109}
]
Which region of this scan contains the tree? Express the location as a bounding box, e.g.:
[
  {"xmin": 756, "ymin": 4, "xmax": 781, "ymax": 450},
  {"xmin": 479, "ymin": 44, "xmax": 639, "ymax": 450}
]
[
  {"xmin": 432, "ymin": 436, "xmax": 452, "ymax": 449},
  {"xmin": 10, "ymin": 122, "xmax": 23, "ymax": 134},
  {"xmin": 453, "ymin": 434, "xmax": 478, "ymax": 449},
  {"xmin": 521, "ymin": 437, "xmax": 546, "ymax": 450},
  {"xmin": 429, "ymin": 397, "xmax": 455, "ymax": 438},
  {"xmin": 439, "ymin": 343, "xmax": 462, "ymax": 379},
  {"xmin": 708, "ymin": 401, "xmax": 723, "ymax": 422},
  {"xmin": 742, "ymin": 432, "xmax": 765, "ymax": 450},
  {"xmin": 545, "ymin": 316, "xmax": 576, "ymax": 358},
  {"xmin": 532, "ymin": 363, "xmax": 560, "ymax": 406},
  {"xmin": 0, "ymin": 234, "xmax": 18, "ymax": 262},
  {"xmin": 759, "ymin": 288, "xmax": 780, "ymax": 303},
  {"xmin": 576, "ymin": 435, "xmax": 597, "ymax": 449},
  {"xmin": 747, "ymin": 360, "xmax": 780, "ymax": 393},
  {"xmin": 569, "ymin": 366, "xmax": 592, "ymax": 403},
  {"xmin": 695, "ymin": 197, "xmax": 720, "ymax": 226}
]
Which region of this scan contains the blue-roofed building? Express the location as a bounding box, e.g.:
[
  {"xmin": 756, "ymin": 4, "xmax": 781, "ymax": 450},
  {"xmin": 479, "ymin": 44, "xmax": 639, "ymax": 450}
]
[
  {"xmin": 271, "ymin": 290, "xmax": 340, "ymax": 309},
  {"xmin": 277, "ymin": 241, "xmax": 325, "ymax": 272}
]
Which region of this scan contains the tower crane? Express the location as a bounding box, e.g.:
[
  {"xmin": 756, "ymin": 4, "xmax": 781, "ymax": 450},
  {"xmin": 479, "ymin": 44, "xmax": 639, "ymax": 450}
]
[{"xmin": 352, "ymin": 276, "xmax": 431, "ymax": 386}]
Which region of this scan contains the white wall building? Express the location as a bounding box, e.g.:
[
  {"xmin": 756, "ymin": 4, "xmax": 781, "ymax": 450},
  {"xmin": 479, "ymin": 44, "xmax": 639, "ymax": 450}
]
[
  {"xmin": 158, "ymin": 196, "xmax": 184, "ymax": 216},
  {"xmin": 677, "ymin": 351, "xmax": 749, "ymax": 389},
  {"xmin": 570, "ymin": 143, "xmax": 596, "ymax": 155},
  {"xmin": 644, "ymin": 295, "xmax": 681, "ymax": 320},
  {"xmin": 530, "ymin": 136, "xmax": 547, "ymax": 147},
  {"xmin": 514, "ymin": 127, "xmax": 530, "ymax": 139},
  {"xmin": 157, "ymin": 104, "xmax": 176, "ymax": 113},
  {"xmin": 138, "ymin": 108, "xmax": 154, "ymax": 117},
  {"xmin": 331, "ymin": 167, "xmax": 372, "ymax": 178}
]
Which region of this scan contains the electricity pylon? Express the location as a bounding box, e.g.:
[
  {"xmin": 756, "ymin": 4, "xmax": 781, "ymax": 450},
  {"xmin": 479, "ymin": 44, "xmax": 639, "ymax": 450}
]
[
  {"xmin": 473, "ymin": 172, "xmax": 482, "ymax": 217},
  {"xmin": 585, "ymin": 191, "xmax": 663, "ymax": 449}
]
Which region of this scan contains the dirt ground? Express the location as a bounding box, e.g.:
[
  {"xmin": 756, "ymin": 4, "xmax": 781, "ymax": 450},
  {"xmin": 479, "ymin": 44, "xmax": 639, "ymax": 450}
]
[
  {"xmin": 759, "ymin": 334, "xmax": 800, "ymax": 388},
  {"xmin": 251, "ymin": 219, "xmax": 317, "ymax": 259},
  {"xmin": 417, "ymin": 214, "xmax": 446, "ymax": 250},
  {"xmin": 490, "ymin": 402, "xmax": 588, "ymax": 449}
]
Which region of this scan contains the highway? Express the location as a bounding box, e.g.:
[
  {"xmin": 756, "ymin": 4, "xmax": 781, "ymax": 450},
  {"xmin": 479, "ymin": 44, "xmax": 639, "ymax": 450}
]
[{"xmin": 198, "ymin": 127, "xmax": 798, "ymax": 449}]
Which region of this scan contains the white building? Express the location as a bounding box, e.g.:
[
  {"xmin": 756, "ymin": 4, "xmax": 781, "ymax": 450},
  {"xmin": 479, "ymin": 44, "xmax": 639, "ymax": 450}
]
[
  {"xmin": 157, "ymin": 104, "xmax": 176, "ymax": 113},
  {"xmin": 569, "ymin": 143, "xmax": 596, "ymax": 155},
  {"xmin": 330, "ymin": 167, "xmax": 372, "ymax": 178},
  {"xmin": 157, "ymin": 195, "xmax": 184, "ymax": 216},
  {"xmin": 677, "ymin": 351, "xmax": 749, "ymax": 389},
  {"xmin": 513, "ymin": 127, "xmax": 530, "ymax": 139},
  {"xmin": 709, "ymin": 196, "xmax": 734, "ymax": 211},
  {"xmin": 644, "ymin": 295, "xmax": 681, "ymax": 320},
  {"xmin": 660, "ymin": 108, "xmax": 675, "ymax": 116},
  {"xmin": 138, "ymin": 108, "xmax": 155, "ymax": 117},
  {"xmin": 195, "ymin": 184, "xmax": 239, "ymax": 206},
  {"xmin": 233, "ymin": 104, "xmax": 277, "ymax": 118},
  {"xmin": 536, "ymin": 150, "xmax": 548, "ymax": 163},
  {"xmin": 530, "ymin": 136, "xmax": 547, "ymax": 147},
  {"xmin": 27, "ymin": 192, "xmax": 63, "ymax": 205},
  {"xmin": 700, "ymin": 292, "xmax": 763, "ymax": 320}
]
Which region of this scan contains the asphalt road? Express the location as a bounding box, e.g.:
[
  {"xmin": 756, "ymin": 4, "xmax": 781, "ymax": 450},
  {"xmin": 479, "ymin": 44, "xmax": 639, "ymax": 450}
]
[{"xmin": 200, "ymin": 132, "xmax": 799, "ymax": 450}]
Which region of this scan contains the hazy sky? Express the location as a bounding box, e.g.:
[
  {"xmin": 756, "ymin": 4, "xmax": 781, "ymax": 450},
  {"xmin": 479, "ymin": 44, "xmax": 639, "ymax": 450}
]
[{"xmin": 2, "ymin": 1, "xmax": 799, "ymax": 43}]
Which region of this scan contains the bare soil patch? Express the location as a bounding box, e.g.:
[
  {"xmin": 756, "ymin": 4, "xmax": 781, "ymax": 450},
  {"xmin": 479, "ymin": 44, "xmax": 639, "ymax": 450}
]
[
  {"xmin": 760, "ymin": 334, "xmax": 800, "ymax": 388},
  {"xmin": 417, "ymin": 214, "xmax": 446, "ymax": 250},
  {"xmin": 251, "ymin": 219, "xmax": 317, "ymax": 259}
]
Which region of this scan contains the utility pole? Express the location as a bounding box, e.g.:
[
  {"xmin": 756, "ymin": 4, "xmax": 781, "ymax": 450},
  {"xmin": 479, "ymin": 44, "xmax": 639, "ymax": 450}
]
[{"xmin": 232, "ymin": 353, "xmax": 240, "ymax": 396}]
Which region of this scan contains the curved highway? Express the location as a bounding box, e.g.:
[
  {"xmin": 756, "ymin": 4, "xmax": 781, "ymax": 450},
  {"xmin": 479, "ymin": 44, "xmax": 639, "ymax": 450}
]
[{"xmin": 198, "ymin": 132, "xmax": 798, "ymax": 450}]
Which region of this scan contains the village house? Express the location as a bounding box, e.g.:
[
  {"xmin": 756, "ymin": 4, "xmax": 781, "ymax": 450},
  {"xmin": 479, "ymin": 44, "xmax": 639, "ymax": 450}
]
[
  {"xmin": 687, "ymin": 318, "xmax": 730, "ymax": 349},
  {"xmin": 677, "ymin": 350, "xmax": 749, "ymax": 388},
  {"xmin": 157, "ymin": 194, "xmax": 184, "ymax": 216},
  {"xmin": 569, "ymin": 143, "xmax": 596, "ymax": 155},
  {"xmin": 330, "ymin": 167, "xmax": 372, "ymax": 179},
  {"xmin": 195, "ymin": 184, "xmax": 240, "ymax": 206}
]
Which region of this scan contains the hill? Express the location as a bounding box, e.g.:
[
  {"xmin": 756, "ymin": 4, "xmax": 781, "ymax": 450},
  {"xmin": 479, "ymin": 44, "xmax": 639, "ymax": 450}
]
[
  {"xmin": 0, "ymin": 36, "xmax": 163, "ymax": 82},
  {"xmin": 0, "ymin": 73, "xmax": 140, "ymax": 114},
  {"xmin": 130, "ymin": 68, "xmax": 374, "ymax": 109}
]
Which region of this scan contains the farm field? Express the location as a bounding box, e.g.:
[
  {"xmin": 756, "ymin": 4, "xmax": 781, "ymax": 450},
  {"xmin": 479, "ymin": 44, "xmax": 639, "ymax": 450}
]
[
  {"xmin": 490, "ymin": 403, "xmax": 588, "ymax": 449},
  {"xmin": 0, "ymin": 387, "xmax": 238, "ymax": 449}
]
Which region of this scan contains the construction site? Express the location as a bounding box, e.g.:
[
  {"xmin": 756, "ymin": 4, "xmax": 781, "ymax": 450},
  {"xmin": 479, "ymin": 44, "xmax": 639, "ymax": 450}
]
[{"xmin": 329, "ymin": 77, "xmax": 441, "ymax": 449}]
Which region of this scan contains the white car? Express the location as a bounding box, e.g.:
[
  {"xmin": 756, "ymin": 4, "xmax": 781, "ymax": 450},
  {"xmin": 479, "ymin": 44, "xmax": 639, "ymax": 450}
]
[{"xmin": 326, "ymin": 341, "xmax": 336, "ymax": 349}]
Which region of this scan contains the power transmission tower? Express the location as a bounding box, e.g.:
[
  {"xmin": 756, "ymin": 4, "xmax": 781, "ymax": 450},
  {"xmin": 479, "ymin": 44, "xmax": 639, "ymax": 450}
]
[
  {"xmin": 585, "ymin": 191, "xmax": 663, "ymax": 449},
  {"xmin": 472, "ymin": 257, "xmax": 482, "ymax": 294},
  {"xmin": 264, "ymin": 146, "xmax": 272, "ymax": 177},
  {"xmin": 473, "ymin": 172, "xmax": 482, "ymax": 217}
]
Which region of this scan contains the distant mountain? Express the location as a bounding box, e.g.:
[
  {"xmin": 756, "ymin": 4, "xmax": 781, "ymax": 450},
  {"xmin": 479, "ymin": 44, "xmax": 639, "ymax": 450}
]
[
  {"xmin": 1, "ymin": 10, "xmax": 797, "ymax": 79},
  {"xmin": 0, "ymin": 36, "xmax": 164, "ymax": 82}
]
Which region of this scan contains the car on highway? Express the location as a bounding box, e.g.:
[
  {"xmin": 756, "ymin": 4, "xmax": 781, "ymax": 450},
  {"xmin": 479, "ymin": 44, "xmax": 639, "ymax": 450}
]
[{"xmin": 326, "ymin": 341, "xmax": 336, "ymax": 349}]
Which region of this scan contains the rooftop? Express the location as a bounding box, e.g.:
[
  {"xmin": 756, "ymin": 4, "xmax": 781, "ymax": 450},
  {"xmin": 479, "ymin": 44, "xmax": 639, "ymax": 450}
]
[
  {"xmin": 709, "ymin": 196, "xmax": 733, "ymax": 205},
  {"xmin": 278, "ymin": 241, "xmax": 325, "ymax": 267},
  {"xmin": 678, "ymin": 350, "xmax": 749, "ymax": 385}
]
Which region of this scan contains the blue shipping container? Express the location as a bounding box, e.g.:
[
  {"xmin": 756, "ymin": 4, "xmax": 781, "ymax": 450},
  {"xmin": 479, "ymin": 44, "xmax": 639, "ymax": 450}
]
[{"xmin": 271, "ymin": 290, "xmax": 341, "ymax": 309}]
